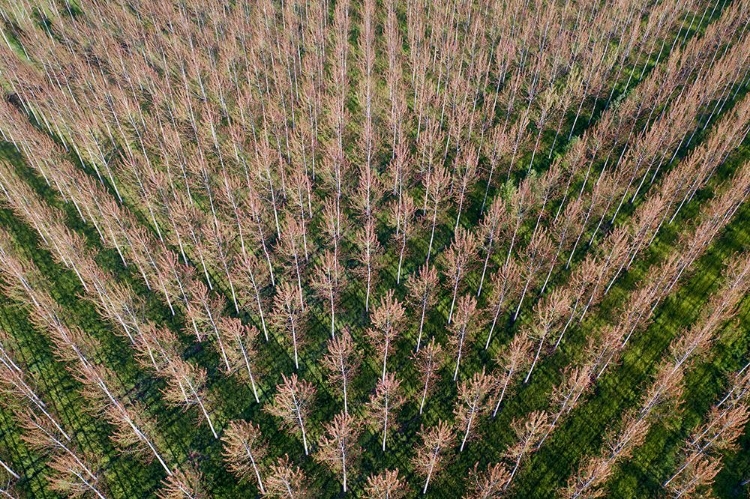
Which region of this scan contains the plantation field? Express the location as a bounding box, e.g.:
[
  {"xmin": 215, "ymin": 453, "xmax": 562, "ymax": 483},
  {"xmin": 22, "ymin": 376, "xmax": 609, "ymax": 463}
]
[{"xmin": 0, "ymin": 0, "xmax": 749, "ymax": 497}]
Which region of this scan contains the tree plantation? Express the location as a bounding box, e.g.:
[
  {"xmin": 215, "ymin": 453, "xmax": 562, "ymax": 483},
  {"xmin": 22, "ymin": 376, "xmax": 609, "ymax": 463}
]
[{"xmin": 0, "ymin": 0, "xmax": 749, "ymax": 497}]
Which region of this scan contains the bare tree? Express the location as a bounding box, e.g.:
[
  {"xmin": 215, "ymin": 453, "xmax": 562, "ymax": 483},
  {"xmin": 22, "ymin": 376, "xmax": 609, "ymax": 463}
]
[
  {"xmin": 74, "ymin": 361, "xmax": 170, "ymax": 474},
  {"xmin": 562, "ymin": 456, "xmax": 613, "ymax": 499},
  {"xmin": 355, "ymin": 218, "xmax": 381, "ymax": 312},
  {"xmin": 606, "ymin": 410, "xmax": 652, "ymax": 462},
  {"xmin": 21, "ymin": 410, "xmax": 104, "ymax": 499},
  {"xmin": 414, "ymin": 337, "xmax": 445, "ymax": 414},
  {"xmin": 664, "ymin": 362, "xmax": 750, "ymax": 497},
  {"xmin": 271, "ymin": 282, "xmax": 305, "ymax": 370},
  {"xmin": 162, "ymin": 358, "xmax": 218, "ymax": 439},
  {"xmin": 0, "ymin": 327, "xmax": 70, "ymax": 440},
  {"xmin": 46, "ymin": 452, "xmax": 105, "ymax": 499},
  {"xmin": 158, "ymin": 465, "xmax": 206, "ymax": 499},
  {"xmin": 456, "ymin": 368, "xmax": 495, "ymax": 452},
  {"xmin": 406, "ymin": 264, "xmax": 440, "ymax": 351},
  {"xmin": 525, "ymin": 289, "xmax": 572, "ymax": 383},
  {"xmin": 413, "ymin": 421, "xmax": 454, "ymax": 495},
  {"xmin": 310, "ymin": 250, "xmax": 343, "ymax": 338},
  {"xmin": 514, "ymin": 229, "xmax": 555, "ymax": 321},
  {"xmin": 492, "ymin": 335, "xmax": 533, "ymax": 417},
  {"xmin": 463, "ymin": 462, "xmax": 511, "ymax": 499},
  {"xmin": 187, "ymin": 280, "xmax": 231, "ymax": 372},
  {"xmin": 452, "ymin": 146, "xmax": 479, "ymax": 231},
  {"xmin": 476, "ymin": 195, "xmax": 509, "ymax": 297},
  {"xmin": 365, "ymin": 468, "xmax": 410, "ymax": 499},
  {"xmin": 537, "ymin": 365, "xmax": 593, "ymax": 449},
  {"xmin": 665, "ymin": 454, "xmax": 721, "ymax": 499},
  {"xmin": 265, "ymin": 455, "xmax": 309, "ymax": 499},
  {"xmin": 237, "ymin": 253, "xmax": 271, "ymax": 341},
  {"xmin": 367, "ymin": 373, "xmax": 405, "ymax": 452},
  {"xmin": 279, "ymin": 218, "xmax": 307, "ymax": 311},
  {"xmin": 449, "ymin": 294, "xmax": 480, "ymax": 381},
  {"xmin": 321, "ymin": 197, "xmax": 347, "ymax": 285},
  {"xmin": 220, "ymin": 318, "xmax": 262, "ymax": 403},
  {"xmin": 564, "ymin": 410, "xmax": 651, "ymax": 498},
  {"xmin": 320, "ymin": 328, "xmax": 359, "ymax": 414},
  {"xmin": 367, "ymin": 290, "xmax": 406, "ymax": 382},
  {"xmin": 315, "ymin": 412, "xmax": 361, "ymax": 493},
  {"xmin": 244, "ymin": 186, "xmax": 277, "ymax": 287},
  {"xmin": 222, "ymin": 420, "xmax": 267, "ymax": 494},
  {"xmin": 442, "ymin": 227, "xmax": 478, "ymax": 324},
  {"xmin": 288, "ymin": 168, "xmax": 311, "ymax": 261},
  {"xmin": 389, "ymin": 194, "xmax": 417, "ymax": 284},
  {"xmin": 484, "ymin": 261, "xmax": 522, "ymax": 349},
  {"xmin": 266, "ymin": 374, "xmax": 316, "ymax": 456},
  {"xmin": 424, "ymin": 166, "xmax": 451, "ymax": 265},
  {"xmin": 505, "ymin": 411, "xmax": 551, "ymax": 487}
]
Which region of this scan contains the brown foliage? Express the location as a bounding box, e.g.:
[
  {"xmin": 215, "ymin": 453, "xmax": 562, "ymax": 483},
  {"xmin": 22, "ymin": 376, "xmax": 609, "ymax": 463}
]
[
  {"xmin": 320, "ymin": 329, "xmax": 359, "ymax": 414},
  {"xmin": 414, "ymin": 337, "xmax": 445, "ymax": 414},
  {"xmin": 266, "ymin": 374, "xmax": 315, "ymax": 455},
  {"xmin": 221, "ymin": 420, "xmax": 267, "ymax": 493},
  {"xmin": 412, "ymin": 421, "xmax": 454, "ymax": 495},
  {"xmin": 265, "ymin": 455, "xmax": 310, "ymax": 499},
  {"xmin": 367, "ymin": 373, "xmax": 405, "ymax": 451},
  {"xmin": 158, "ymin": 465, "xmax": 206, "ymax": 499},
  {"xmin": 406, "ymin": 263, "xmax": 440, "ymax": 351},
  {"xmin": 271, "ymin": 281, "xmax": 305, "ymax": 370},
  {"xmin": 365, "ymin": 469, "xmax": 410, "ymax": 499},
  {"xmin": 367, "ymin": 290, "xmax": 406, "ymax": 381},
  {"xmin": 455, "ymin": 369, "xmax": 495, "ymax": 452},
  {"xmin": 492, "ymin": 335, "xmax": 533, "ymax": 417},
  {"xmin": 314, "ymin": 412, "xmax": 361, "ymax": 492},
  {"xmin": 463, "ymin": 462, "xmax": 511, "ymax": 499}
]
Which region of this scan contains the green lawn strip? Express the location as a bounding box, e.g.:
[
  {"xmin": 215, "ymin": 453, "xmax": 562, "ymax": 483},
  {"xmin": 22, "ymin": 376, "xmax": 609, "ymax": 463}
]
[{"xmin": 608, "ymin": 292, "xmax": 750, "ymax": 498}]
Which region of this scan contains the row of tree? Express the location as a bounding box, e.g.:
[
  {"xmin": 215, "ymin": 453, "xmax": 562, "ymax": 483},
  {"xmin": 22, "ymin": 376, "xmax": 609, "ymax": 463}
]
[
  {"xmin": 562, "ymin": 210, "xmax": 750, "ymax": 498},
  {"xmin": 0, "ymin": 0, "xmax": 748, "ymax": 495}
]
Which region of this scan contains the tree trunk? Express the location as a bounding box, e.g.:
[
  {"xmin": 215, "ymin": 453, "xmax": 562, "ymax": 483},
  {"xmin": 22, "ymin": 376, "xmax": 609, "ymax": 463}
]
[
  {"xmin": 477, "ymin": 236, "xmax": 494, "ymax": 297},
  {"xmin": 297, "ymin": 410, "xmax": 309, "ymax": 456},
  {"xmin": 329, "ymin": 286, "xmax": 336, "ymax": 338},
  {"xmin": 460, "ymin": 412, "xmax": 475, "ymax": 452},
  {"xmin": 525, "ymin": 338, "xmax": 544, "ymax": 383},
  {"xmin": 240, "ymin": 342, "xmax": 260, "ymax": 403},
  {"xmin": 493, "ymin": 376, "xmax": 512, "ymax": 417},
  {"xmin": 423, "ymin": 456, "xmax": 436, "ymax": 495},
  {"xmin": 416, "ymin": 298, "xmax": 428, "ymax": 351},
  {"xmin": 0, "ymin": 459, "xmax": 19, "ymax": 480},
  {"xmin": 245, "ymin": 445, "xmax": 265, "ymax": 494},
  {"xmin": 426, "ymin": 204, "xmax": 438, "ymax": 266},
  {"xmin": 291, "ymin": 322, "xmax": 299, "ymax": 370}
]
